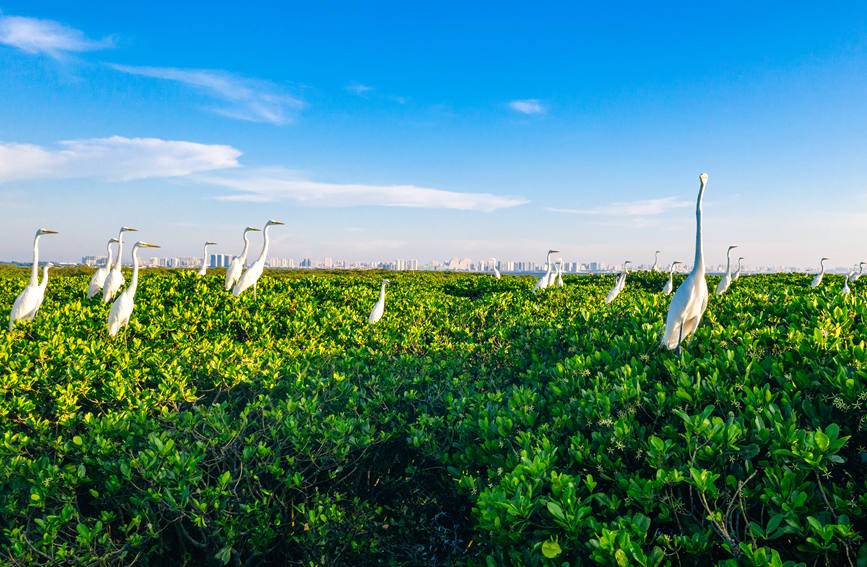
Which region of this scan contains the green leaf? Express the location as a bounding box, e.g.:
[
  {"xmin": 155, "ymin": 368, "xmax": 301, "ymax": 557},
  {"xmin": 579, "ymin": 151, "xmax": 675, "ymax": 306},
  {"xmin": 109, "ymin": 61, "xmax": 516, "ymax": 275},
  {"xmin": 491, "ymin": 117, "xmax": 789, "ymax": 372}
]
[
  {"xmin": 547, "ymin": 501, "xmax": 565, "ymax": 520},
  {"xmin": 541, "ymin": 539, "xmax": 562, "ymax": 559}
]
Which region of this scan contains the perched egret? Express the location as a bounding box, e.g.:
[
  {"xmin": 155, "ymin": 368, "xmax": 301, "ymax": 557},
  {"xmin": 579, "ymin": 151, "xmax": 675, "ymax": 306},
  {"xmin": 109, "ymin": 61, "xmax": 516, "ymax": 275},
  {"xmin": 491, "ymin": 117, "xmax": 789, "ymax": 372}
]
[
  {"xmin": 9, "ymin": 228, "xmax": 58, "ymax": 330},
  {"xmin": 842, "ymin": 272, "xmax": 853, "ymax": 295},
  {"xmin": 108, "ymin": 241, "xmax": 160, "ymax": 337},
  {"xmin": 533, "ymin": 249, "xmax": 560, "ymax": 294},
  {"xmin": 605, "ymin": 272, "xmax": 626, "ymax": 304},
  {"xmin": 87, "ymin": 238, "xmax": 119, "ymax": 299},
  {"xmin": 662, "ymin": 261, "xmax": 682, "ymax": 295},
  {"xmin": 225, "ymin": 227, "xmax": 262, "ymax": 291},
  {"xmin": 103, "ymin": 227, "xmax": 138, "ymax": 303},
  {"xmin": 196, "ymin": 242, "xmax": 218, "ymax": 276},
  {"xmin": 651, "ymin": 250, "xmax": 661, "ymax": 272},
  {"xmin": 732, "ymin": 257, "xmax": 744, "ymax": 281},
  {"xmin": 617, "ymin": 261, "xmax": 632, "ymax": 292},
  {"xmin": 811, "ymin": 257, "xmax": 829, "ymax": 289},
  {"xmin": 493, "ymin": 264, "xmax": 502, "ymax": 280},
  {"xmin": 368, "ymin": 279, "xmax": 391, "ymax": 324},
  {"xmin": 232, "ymin": 220, "xmax": 284, "ymax": 298},
  {"xmin": 715, "ymin": 245, "xmax": 739, "ymax": 295},
  {"xmin": 849, "ymin": 262, "xmax": 864, "ymax": 282},
  {"xmin": 662, "ymin": 173, "xmax": 709, "ymax": 352},
  {"xmin": 556, "ymin": 259, "xmax": 564, "ymax": 288}
]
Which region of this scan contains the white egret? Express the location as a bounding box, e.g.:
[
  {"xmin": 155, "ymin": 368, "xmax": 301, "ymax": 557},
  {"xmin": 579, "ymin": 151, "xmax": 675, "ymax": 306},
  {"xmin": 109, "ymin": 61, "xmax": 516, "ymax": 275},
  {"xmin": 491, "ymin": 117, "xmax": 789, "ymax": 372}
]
[
  {"xmin": 108, "ymin": 241, "xmax": 160, "ymax": 337},
  {"xmin": 616, "ymin": 260, "xmax": 632, "ymax": 292},
  {"xmin": 555, "ymin": 259, "xmax": 564, "ymax": 288},
  {"xmin": 662, "ymin": 261, "xmax": 682, "ymax": 295},
  {"xmin": 9, "ymin": 228, "xmax": 58, "ymax": 330},
  {"xmin": 662, "ymin": 173, "xmax": 709, "ymax": 352},
  {"xmin": 849, "ymin": 262, "xmax": 864, "ymax": 283},
  {"xmin": 533, "ymin": 249, "xmax": 560, "ymax": 294},
  {"xmin": 811, "ymin": 257, "xmax": 829, "ymax": 289},
  {"xmin": 715, "ymin": 245, "xmax": 739, "ymax": 295},
  {"xmin": 732, "ymin": 257, "xmax": 744, "ymax": 281},
  {"xmin": 842, "ymin": 272, "xmax": 853, "ymax": 295},
  {"xmin": 605, "ymin": 271, "xmax": 626, "ymax": 304},
  {"xmin": 225, "ymin": 227, "xmax": 262, "ymax": 291},
  {"xmin": 103, "ymin": 227, "xmax": 138, "ymax": 303},
  {"xmin": 196, "ymin": 242, "xmax": 218, "ymax": 276},
  {"xmin": 493, "ymin": 264, "xmax": 502, "ymax": 280},
  {"xmin": 232, "ymin": 220, "xmax": 284, "ymax": 298},
  {"xmin": 87, "ymin": 238, "xmax": 119, "ymax": 299},
  {"xmin": 368, "ymin": 279, "xmax": 391, "ymax": 324},
  {"xmin": 651, "ymin": 250, "xmax": 661, "ymax": 272}
]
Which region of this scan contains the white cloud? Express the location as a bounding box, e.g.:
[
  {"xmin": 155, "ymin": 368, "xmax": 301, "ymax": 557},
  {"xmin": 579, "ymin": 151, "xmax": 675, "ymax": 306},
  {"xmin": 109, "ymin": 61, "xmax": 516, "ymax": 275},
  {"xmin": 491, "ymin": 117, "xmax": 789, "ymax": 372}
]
[
  {"xmin": 0, "ymin": 136, "xmax": 240, "ymax": 182},
  {"xmin": 198, "ymin": 168, "xmax": 529, "ymax": 212},
  {"xmin": 345, "ymin": 83, "xmax": 373, "ymax": 95},
  {"xmin": 0, "ymin": 14, "xmax": 113, "ymax": 58},
  {"xmin": 547, "ymin": 197, "xmax": 690, "ymax": 216},
  {"xmin": 508, "ymin": 99, "xmax": 545, "ymax": 115},
  {"xmin": 108, "ymin": 64, "xmax": 305, "ymax": 125}
]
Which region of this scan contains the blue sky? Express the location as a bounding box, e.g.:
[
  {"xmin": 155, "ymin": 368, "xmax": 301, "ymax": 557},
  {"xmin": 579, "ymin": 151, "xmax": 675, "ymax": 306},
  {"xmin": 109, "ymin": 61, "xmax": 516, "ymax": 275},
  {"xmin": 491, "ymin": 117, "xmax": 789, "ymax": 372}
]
[{"xmin": 1, "ymin": 1, "xmax": 866, "ymax": 269}]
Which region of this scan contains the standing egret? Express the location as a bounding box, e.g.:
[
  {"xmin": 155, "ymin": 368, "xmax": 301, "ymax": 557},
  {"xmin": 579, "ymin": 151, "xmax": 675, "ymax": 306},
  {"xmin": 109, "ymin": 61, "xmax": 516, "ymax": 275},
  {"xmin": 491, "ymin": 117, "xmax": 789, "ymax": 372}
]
[
  {"xmin": 533, "ymin": 249, "xmax": 560, "ymax": 294},
  {"xmin": 87, "ymin": 238, "xmax": 119, "ymax": 298},
  {"xmin": 715, "ymin": 245, "xmax": 739, "ymax": 295},
  {"xmin": 555, "ymin": 259, "xmax": 564, "ymax": 288},
  {"xmin": 103, "ymin": 227, "xmax": 138, "ymax": 303},
  {"xmin": 196, "ymin": 242, "xmax": 218, "ymax": 276},
  {"xmin": 662, "ymin": 173, "xmax": 709, "ymax": 352},
  {"xmin": 108, "ymin": 241, "xmax": 160, "ymax": 337},
  {"xmin": 493, "ymin": 265, "xmax": 501, "ymax": 280},
  {"xmin": 232, "ymin": 220, "xmax": 284, "ymax": 298},
  {"xmin": 662, "ymin": 261, "xmax": 682, "ymax": 295},
  {"xmin": 225, "ymin": 227, "xmax": 262, "ymax": 291},
  {"xmin": 732, "ymin": 257, "xmax": 745, "ymax": 281},
  {"xmin": 9, "ymin": 228, "xmax": 58, "ymax": 330},
  {"xmin": 616, "ymin": 261, "xmax": 632, "ymax": 292},
  {"xmin": 605, "ymin": 271, "xmax": 627, "ymax": 304},
  {"xmin": 842, "ymin": 272, "xmax": 853, "ymax": 295},
  {"xmin": 849, "ymin": 262, "xmax": 864, "ymax": 282},
  {"xmin": 651, "ymin": 250, "xmax": 661, "ymax": 272},
  {"xmin": 368, "ymin": 279, "xmax": 391, "ymax": 324},
  {"xmin": 811, "ymin": 257, "xmax": 829, "ymax": 289}
]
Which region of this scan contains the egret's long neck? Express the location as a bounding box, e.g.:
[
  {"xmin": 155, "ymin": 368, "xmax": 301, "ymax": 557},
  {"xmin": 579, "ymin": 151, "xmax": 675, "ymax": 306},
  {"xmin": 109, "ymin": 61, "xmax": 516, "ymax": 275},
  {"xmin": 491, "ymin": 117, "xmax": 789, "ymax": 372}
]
[
  {"xmin": 128, "ymin": 246, "xmax": 141, "ymax": 295},
  {"xmin": 114, "ymin": 233, "xmax": 125, "ymax": 273},
  {"xmin": 725, "ymin": 249, "xmax": 733, "ymax": 274},
  {"xmin": 201, "ymin": 244, "xmax": 209, "ymax": 268},
  {"xmin": 30, "ymin": 235, "xmax": 40, "ymax": 285},
  {"xmin": 40, "ymin": 265, "xmax": 50, "ymax": 289},
  {"xmin": 379, "ymin": 282, "xmax": 387, "ymax": 301},
  {"xmin": 106, "ymin": 241, "xmax": 115, "ymax": 270},
  {"xmin": 239, "ymin": 232, "xmax": 252, "ymax": 262},
  {"xmin": 819, "ymin": 259, "xmax": 825, "ymax": 275},
  {"xmin": 694, "ymin": 181, "xmax": 705, "ymax": 274},
  {"xmin": 256, "ymin": 226, "xmax": 272, "ymax": 265}
]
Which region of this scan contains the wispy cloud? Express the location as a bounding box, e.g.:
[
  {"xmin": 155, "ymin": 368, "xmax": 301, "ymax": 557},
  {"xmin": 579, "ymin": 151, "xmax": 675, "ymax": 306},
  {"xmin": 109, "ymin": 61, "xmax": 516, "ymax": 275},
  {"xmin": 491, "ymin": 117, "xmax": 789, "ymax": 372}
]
[
  {"xmin": 0, "ymin": 14, "xmax": 113, "ymax": 58},
  {"xmin": 109, "ymin": 64, "xmax": 305, "ymax": 125},
  {"xmin": 508, "ymin": 99, "xmax": 545, "ymax": 115},
  {"xmin": 0, "ymin": 136, "xmax": 240, "ymax": 182},
  {"xmin": 198, "ymin": 167, "xmax": 529, "ymax": 212},
  {"xmin": 547, "ymin": 197, "xmax": 690, "ymax": 216},
  {"xmin": 345, "ymin": 83, "xmax": 373, "ymax": 95}
]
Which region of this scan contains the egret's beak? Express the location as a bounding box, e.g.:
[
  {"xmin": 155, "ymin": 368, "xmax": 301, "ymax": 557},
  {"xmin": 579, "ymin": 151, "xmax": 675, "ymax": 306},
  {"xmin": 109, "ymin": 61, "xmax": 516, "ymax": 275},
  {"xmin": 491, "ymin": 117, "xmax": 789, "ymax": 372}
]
[
  {"xmin": 41, "ymin": 229, "xmax": 59, "ymax": 234},
  {"xmin": 550, "ymin": 249, "xmax": 561, "ymax": 253},
  {"xmin": 246, "ymin": 227, "xmax": 262, "ymax": 232},
  {"xmin": 141, "ymin": 243, "xmax": 160, "ymax": 248},
  {"xmin": 121, "ymin": 227, "xmax": 138, "ymax": 232},
  {"xmin": 110, "ymin": 238, "xmax": 120, "ymax": 243},
  {"xmin": 268, "ymin": 220, "xmax": 285, "ymax": 225},
  {"xmin": 206, "ymin": 242, "xmax": 217, "ymax": 245}
]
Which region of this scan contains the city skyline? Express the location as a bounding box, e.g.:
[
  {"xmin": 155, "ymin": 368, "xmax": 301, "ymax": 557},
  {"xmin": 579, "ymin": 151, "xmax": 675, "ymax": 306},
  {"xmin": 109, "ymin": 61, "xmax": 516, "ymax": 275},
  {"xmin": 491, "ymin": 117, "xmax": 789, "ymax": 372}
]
[{"xmin": 1, "ymin": 2, "xmax": 866, "ymax": 267}]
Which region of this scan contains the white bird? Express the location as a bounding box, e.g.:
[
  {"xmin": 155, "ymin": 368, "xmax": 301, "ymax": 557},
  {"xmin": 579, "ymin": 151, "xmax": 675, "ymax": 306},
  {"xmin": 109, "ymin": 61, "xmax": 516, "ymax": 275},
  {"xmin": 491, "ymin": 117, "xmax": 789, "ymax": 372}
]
[
  {"xmin": 232, "ymin": 220, "xmax": 284, "ymax": 298},
  {"xmin": 811, "ymin": 257, "xmax": 829, "ymax": 289},
  {"xmin": 493, "ymin": 264, "xmax": 502, "ymax": 279},
  {"xmin": 9, "ymin": 228, "xmax": 58, "ymax": 330},
  {"xmin": 849, "ymin": 262, "xmax": 864, "ymax": 283},
  {"xmin": 196, "ymin": 241, "xmax": 218, "ymax": 276},
  {"xmin": 108, "ymin": 241, "xmax": 160, "ymax": 337},
  {"xmin": 87, "ymin": 238, "xmax": 119, "ymax": 298},
  {"xmin": 533, "ymin": 249, "xmax": 560, "ymax": 294},
  {"xmin": 605, "ymin": 260, "xmax": 631, "ymax": 303},
  {"xmin": 651, "ymin": 250, "xmax": 661, "ymax": 272},
  {"xmin": 103, "ymin": 227, "xmax": 138, "ymax": 303},
  {"xmin": 662, "ymin": 261, "xmax": 682, "ymax": 295},
  {"xmin": 732, "ymin": 257, "xmax": 744, "ymax": 281},
  {"xmin": 715, "ymin": 245, "xmax": 739, "ymax": 295},
  {"xmin": 662, "ymin": 173, "xmax": 709, "ymax": 352},
  {"xmin": 225, "ymin": 227, "xmax": 262, "ymax": 291},
  {"xmin": 842, "ymin": 271, "xmax": 853, "ymax": 295},
  {"xmin": 555, "ymin": 259, "xmax": 564, "ymax": 288},
  {"xmin": 368, "ymin": 279, "xmax": 391, "ymax": 324}
]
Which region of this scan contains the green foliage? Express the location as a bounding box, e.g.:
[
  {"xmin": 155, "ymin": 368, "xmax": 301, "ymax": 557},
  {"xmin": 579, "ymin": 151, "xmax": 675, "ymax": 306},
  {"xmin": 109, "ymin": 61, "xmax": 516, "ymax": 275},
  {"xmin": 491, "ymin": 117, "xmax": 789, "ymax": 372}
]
[{"xmin": 0, "ymin": 268, "xmax": 865, "ymax": 566}]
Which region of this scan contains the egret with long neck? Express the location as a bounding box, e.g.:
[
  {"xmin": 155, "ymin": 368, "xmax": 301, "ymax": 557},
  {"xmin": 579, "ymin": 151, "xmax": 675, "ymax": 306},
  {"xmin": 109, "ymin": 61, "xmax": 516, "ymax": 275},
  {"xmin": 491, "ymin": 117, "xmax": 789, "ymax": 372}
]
[
  {"xmin": 225, "ymin": 227, "xmax": 261, "ymax": 290},
  {"xmin": 617, "ymin": 260, "xmax": 631, "ymax": 292},
  {"xmin": 811, "ymin": 257, "xmax": 829, "ymax": 289},
  {"xmin": 662, "ymin": 173, "xmax": 709, "ymax": 352},
  {"xmin": 103, "ymin": 227, "xmax": 138, "ymax": 302},
  {"xmin": 651, "ymin": 250, "xmax": 661, "ymax": 272},
  {"xmin": 662, "ymin": 261, "xmax": 682, "ymax": 295},
  {"xmin": 715, "ymin": 245, "xmax": 739, "ymax": 295},
  {"xmin": 368, "ymin": 279, "xmax": 391, "ymax": 324},
  {"xmin": 732, "ymin": 257, "xmax": 744, "ymax": 281},
  {"xmin": 849, "ymin": 262, "xmax": 864, "ymax": 283},
  {"xmin": 842, "ymin": 272, "xmax": 853, "ymax": 295},
  {"xmin": 197, "ymin": 242, "xmax": 218, "ymax": 276},
  {"xmin": 533, "ymin": 249, "xmax": 560, "ymax": 294},
  {"xmin": 9, "ymin": 228, "xmax": 58, "ymax": 330},
  {"xmin": 555, "ymin": 259, "xmax": 564, "ymax": 288},
  {"xmin": 492, "ymin": 260, "xmax": 501, "ymax": 280},
  {"xmin": 87, "ymin": 238, "xmax": 119, "ymax": 298},
  {"xmin": 108, "ymin": 241, "xmax": 160, "ymax": 337},
  {"xmin": 232, "ymin": 220, "xmax": 284, "ymax": 298}
]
